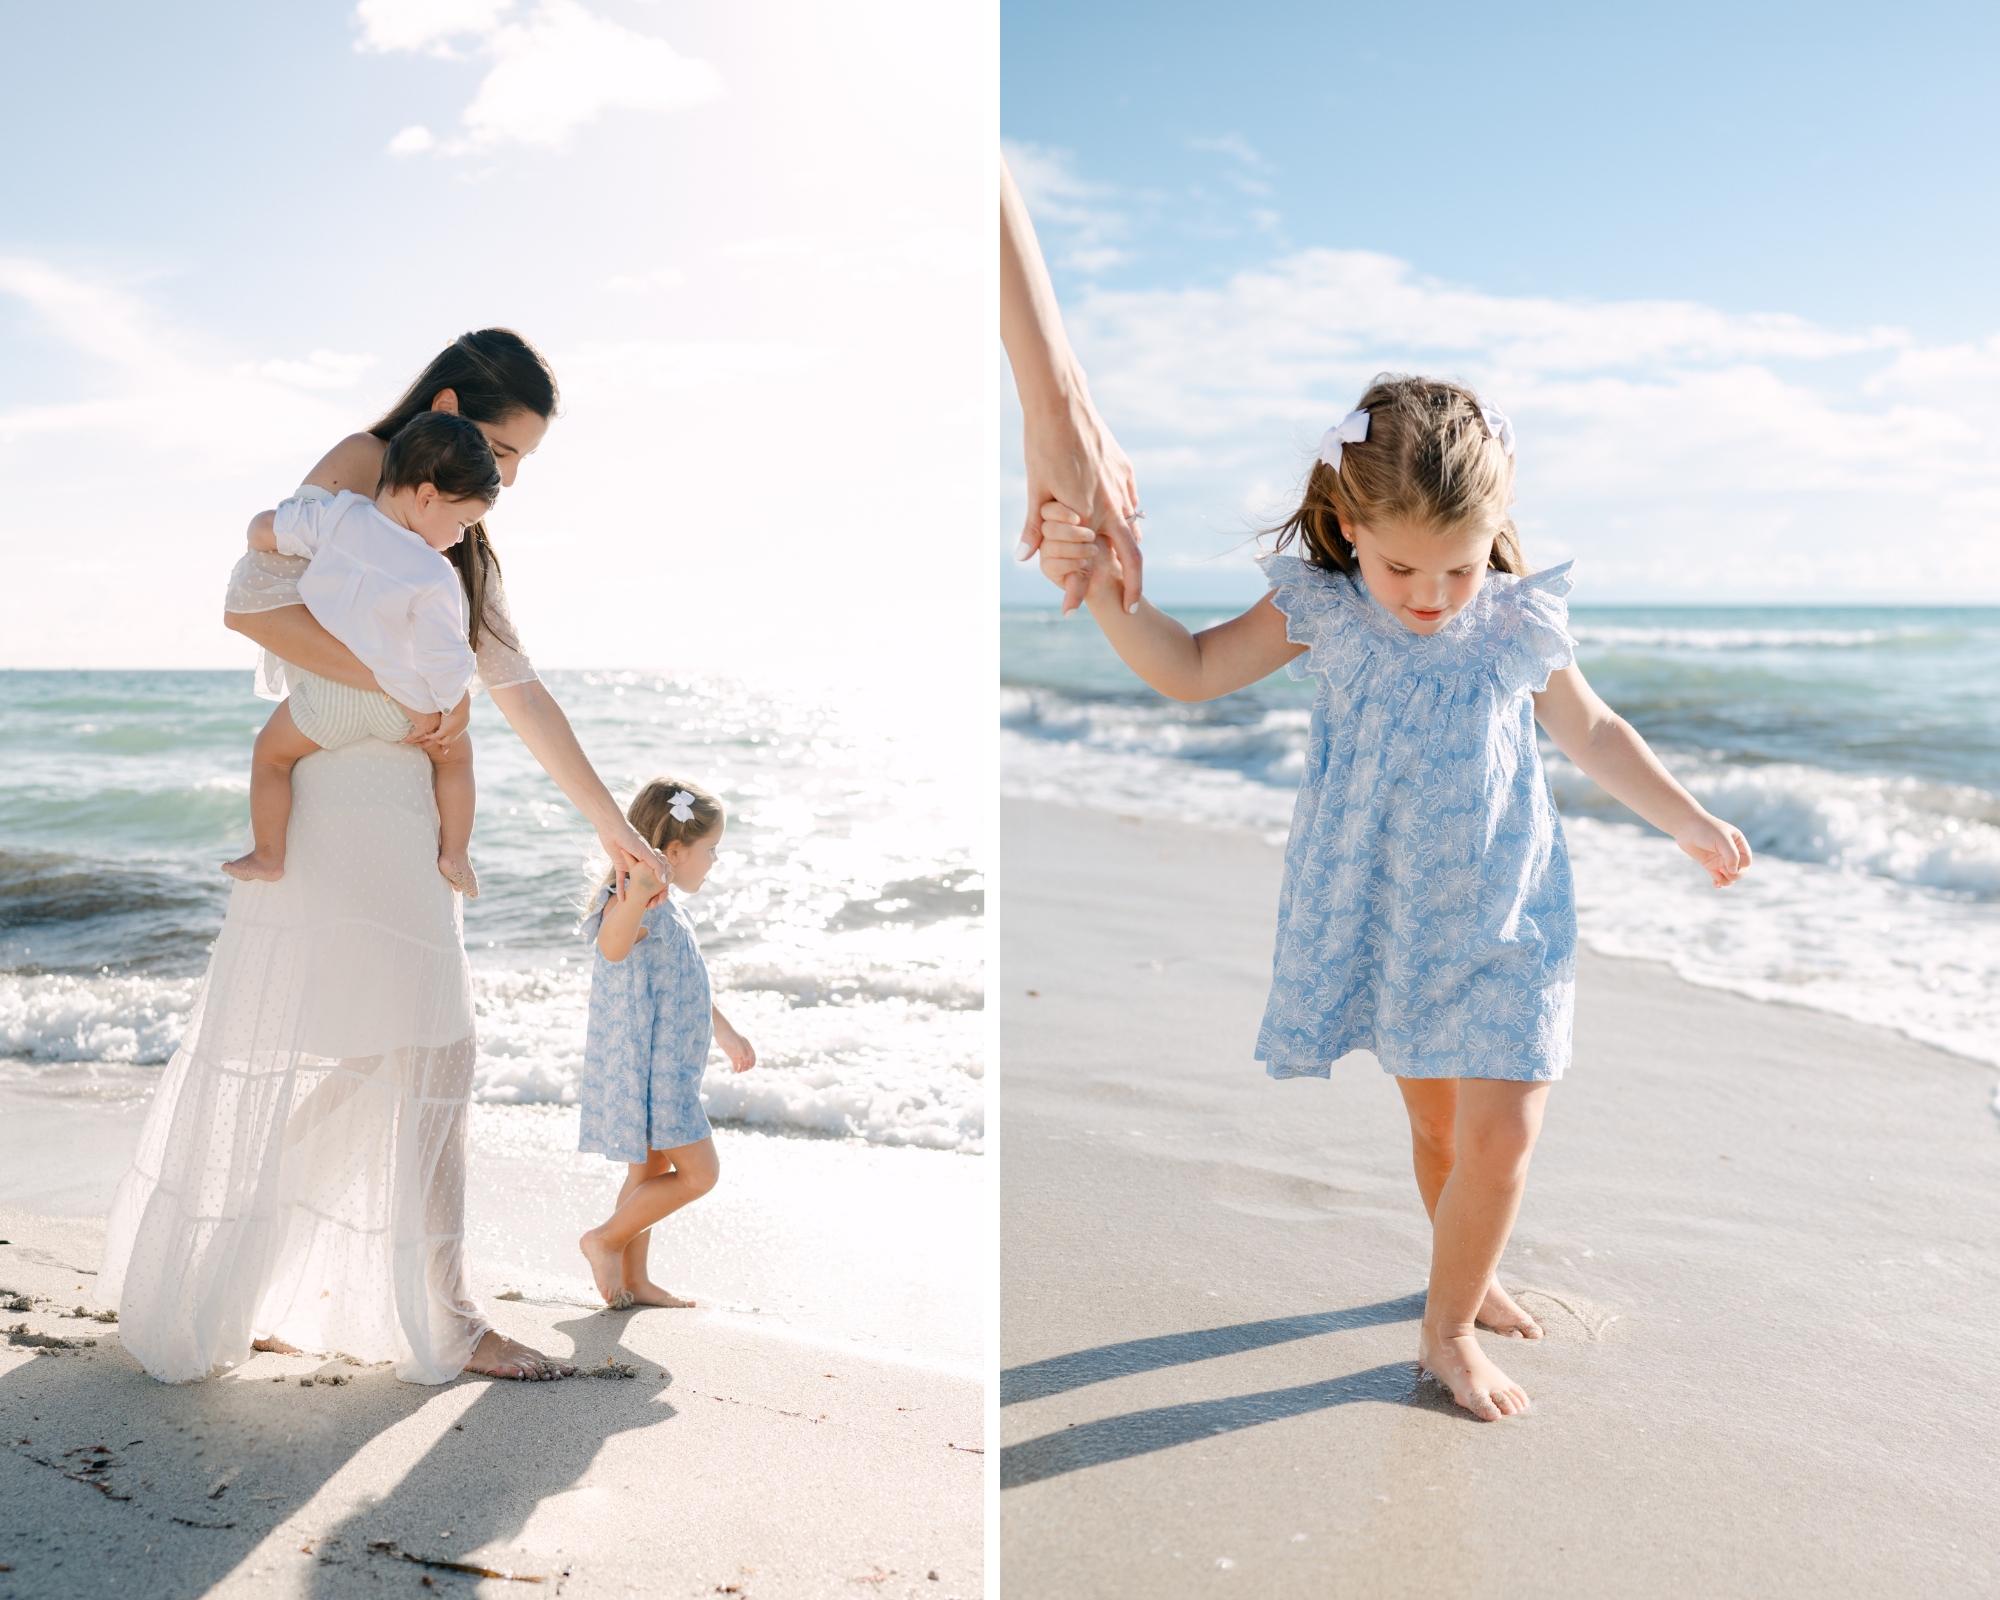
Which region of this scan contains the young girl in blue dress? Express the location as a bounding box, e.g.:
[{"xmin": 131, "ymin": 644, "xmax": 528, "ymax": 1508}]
[
  {"xmin": 1036, "ymin": 375, "xmax": 1752, "ymax": 1422},
  {"xmin": 577, "ymin": 777, "xmax": 756, "ymax": 1309}
]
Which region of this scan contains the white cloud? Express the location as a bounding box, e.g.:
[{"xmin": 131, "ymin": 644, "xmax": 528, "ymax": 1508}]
[
  {"xmin": 250, "ymin": 350, "xmax": 378, "ymax": 390},
  {"xmin": 353, "ymin": 0, "xmax": 512, "ymax": 56},
  {"xmin": 386, "ymin": 124, "xmax": 436, "ymax": 155},
  {"xmin": 359, "ymin": 0, "xmax": 722, "ymax": 152},
  {"xmin": 1187, "ymin": 133, "xmax": 1264, "ymax": 168},
  {"xmin": 1004, "ymin": 239, "xmax": 2000, "ymax": 602},
  {"xmin": 1003, "ymin": 139, "xmax": 1131, "ymax": 275}
]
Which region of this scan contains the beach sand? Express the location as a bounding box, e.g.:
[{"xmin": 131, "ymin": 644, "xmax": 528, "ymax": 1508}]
[
  {"xmin": 0, "ymin": 1142, "xmax": 982, "ymax": 1596},
  {"xmin": 1000, "ymin": 798, "xmax": 2000, "ymax": 1596}
]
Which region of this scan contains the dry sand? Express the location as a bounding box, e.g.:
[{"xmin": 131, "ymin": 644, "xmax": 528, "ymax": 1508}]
[
  {"xmin": 1000, "ymin": 799, "xmax": 2000, "ymax": 1597},
  {"xmin": 0, "ymin": 1223, "xmax": 980, "ymax": 1599}
]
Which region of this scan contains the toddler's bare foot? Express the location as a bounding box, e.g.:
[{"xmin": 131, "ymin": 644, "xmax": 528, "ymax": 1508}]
[
  {"xmin": 1418, "ymin": 1324, "xmax": 1530, "ymax": 1422},
  {"xmin": 438, "ymin": 854, "xmax": 479, "ymax": 898},
  {"xmin": 222, "ymin": 852, "xmax": 284, "ymax": 882},
  {"xmin": 622, "ymin": 1278, "xmax": 696, "ymax": 1309},
  {"xmin": 1476, "ymin": 1280, "xmax": 1544, "ymax": 1340},
  {"xmin": 579, "ymin": 1228, "xmax": 627, "ymax": 1305},
  {"xmin": 251, "ymin": 1335, "xmax": 302, "ymax": 1354}
]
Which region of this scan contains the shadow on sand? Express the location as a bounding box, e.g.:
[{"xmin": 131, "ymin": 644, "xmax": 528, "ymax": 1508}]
[
  {"xmin": 0, "ymin": 1299, "xmax": 669, "ymax": 1599},
  {"xmin": 999, "ymin": 1293, "xmax": 1425, "ymax": 1407}
]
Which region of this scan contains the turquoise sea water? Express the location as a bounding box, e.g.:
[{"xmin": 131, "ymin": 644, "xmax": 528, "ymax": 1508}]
[
  {"xmin": 1004, "ymin": 603, "xmax": 2000, "ymax": 1069},
  {"xmin": 0, "ymin": 669, "xmax": 984, "ymax": 1151}
]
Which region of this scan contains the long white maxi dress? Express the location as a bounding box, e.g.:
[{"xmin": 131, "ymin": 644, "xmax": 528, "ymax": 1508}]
[{"xmin": 98, "ymin": 541, "xmax": 540, "ymax": 1383}]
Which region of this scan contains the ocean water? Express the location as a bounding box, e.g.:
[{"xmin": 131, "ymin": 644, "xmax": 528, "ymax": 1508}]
[
  {"xmin": 0, "ymin": 668, "xmax": 985, "ymax": 1153},
  {"xmin": 1003, "ymin": 601, "xmax": 2000, "ymax": 1072}
]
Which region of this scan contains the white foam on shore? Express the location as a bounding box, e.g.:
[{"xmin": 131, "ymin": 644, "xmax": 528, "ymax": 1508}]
[{"xmin": 0, "ymin": 956, "xmax": 985, "ymax": 1152}]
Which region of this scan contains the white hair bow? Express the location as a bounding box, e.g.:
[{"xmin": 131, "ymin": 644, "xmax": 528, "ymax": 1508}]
[
  {"xmin": 1480, "ymin": 404, "xmax": 1516, "ymax": 457},
  {"xmin": 668, "ymin": 790, "xmax": 696, "ymax": 823},
  {"xmin": 1317, "ymin": 410, "xmax": 1370, "ymax": 472}
]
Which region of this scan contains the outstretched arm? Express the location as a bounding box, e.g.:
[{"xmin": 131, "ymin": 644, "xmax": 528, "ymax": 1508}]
[
  {"xmin": 489, "ymin": 678, "xmax": 669, "ymax": 895},
  {"xmin": 1534, "ymin": 666, "xmax": 1751, "ymax": 886},
  {"xmin": 1037, "ymin": 506, "xmax": 1300, "ymax": 701},
  {"xmin": 1001, "ymin": 155, "xmax": 1143, "ymax": 615}
]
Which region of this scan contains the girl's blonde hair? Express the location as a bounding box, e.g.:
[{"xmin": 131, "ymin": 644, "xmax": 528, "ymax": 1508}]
[
  {"xmin": 605, "ymin": 777, "xmax": 724, "ymax": 886},
  {"xmin": 1269, "ymin": 374, "xmax": 1524, "ymax": 576}
]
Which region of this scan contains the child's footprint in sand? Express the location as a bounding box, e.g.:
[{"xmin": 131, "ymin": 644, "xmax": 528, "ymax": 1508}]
[{"xmin": 1511, "ymin": 1287, "xmax": 1620, "ymax": 1340}]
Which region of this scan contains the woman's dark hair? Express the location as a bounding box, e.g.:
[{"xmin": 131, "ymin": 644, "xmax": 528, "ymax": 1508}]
[
  {"xmin": 1268, "ymin": 374, "xmax": 1524, "ymax": 579},
  {"xmin": 378, "ymin": 412, "xmax": 502, "ymax": 508},
  {"xmin": 370, "ymin": 329, "xmax": 559, "ymax": 649}
]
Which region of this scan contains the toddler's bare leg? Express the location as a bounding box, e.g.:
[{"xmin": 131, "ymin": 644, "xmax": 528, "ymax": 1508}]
[
  {"xmin": 1395, "ymin": 1077, "xmax": 1542, "ymax": 1339},
  {"xmin": 1413, "ymin": 1078, "xmax": 1550, "ymax": 1421},
  {"xmin": 579, "ymin": 1140, "xmax": 718, "ymax": 1306},
  {"xmin": 222, "ymin": 702, "xmax": 320, "ymax": 882},
  {"xmin": 426, "ymin": 733, "xmax": 478, "ymax": 897}
]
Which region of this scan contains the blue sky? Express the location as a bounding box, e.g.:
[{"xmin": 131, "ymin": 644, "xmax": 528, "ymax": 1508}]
[
  {"xmin": 1, "ymin": 1, "xmax": 992, "ymax": 675},
  {"xmin": 1001, "ymin": 1, "xmax": 2000, "ymax": 604}
]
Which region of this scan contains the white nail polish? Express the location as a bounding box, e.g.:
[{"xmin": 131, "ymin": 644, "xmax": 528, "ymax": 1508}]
[
  {"xmin": 1013, "ymin": 540, "xmax": 1033, "ymax": 561},
  {"xmin": 1128, "ymin": 601, "xmax": 1140, "ymax": 614}
]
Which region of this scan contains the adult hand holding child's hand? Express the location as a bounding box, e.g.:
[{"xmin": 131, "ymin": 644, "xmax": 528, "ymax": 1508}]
[{"xmin": 1036, "ymin": 503, "xmax": 1126, "ymax": 616}]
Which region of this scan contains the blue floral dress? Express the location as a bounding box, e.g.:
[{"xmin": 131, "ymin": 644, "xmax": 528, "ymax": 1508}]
[
  {"xmin": 1255, "ymin": 553, "xmax": 1579, "ymax": 1083},
  {"xmin": 578, "ymin": 885, "xmax": 715, "ymax": 1160}
]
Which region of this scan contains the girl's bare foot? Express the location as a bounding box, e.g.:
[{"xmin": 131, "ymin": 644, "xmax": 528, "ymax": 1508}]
[
  {"xmin": 1418, "ymin": 1324, "xmax": 1530, "ymax": 1422},
  {"xmin": 579, "ymin": 1228, "xmax": 627, "ymax": 1304},
  {"xmin": 251, "ymin": 1335, "xmax": 301, "ymax": 1354},
  {"xmin": 622, "ymin": 1278, "xmax": 695, "ymax": 1309},
  {"xmin": 463, "ymin": 1330, "xmax": 573, "ymax": 1381},
  {"xmin": 222, "ymin": 852, "xmax": 284, "ymax": 882},
  {"xmin": 1476, "ymin": 1280, "xmax": 1544, "ymax": 1339},
  {"xmin": 437, "ymin": 855, "xmax": 479, "ymax": 898}
]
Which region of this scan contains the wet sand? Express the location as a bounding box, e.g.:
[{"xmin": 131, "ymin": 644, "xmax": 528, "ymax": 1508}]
[{"xmin": 1000, "ymin": 799, "xmax": 2000, "ymax": 1596}]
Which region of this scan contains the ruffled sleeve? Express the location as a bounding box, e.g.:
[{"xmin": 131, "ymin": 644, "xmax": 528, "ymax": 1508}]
[
  {"xmin": 473, "ymin": 565, "xmax": 538, "ymax": 695},
  {"xmin": 1255, "ymin": 551, "xmax": 1370, "ymax": 683},
  {"xmin": 1489, "ymin": 561, "xmax": 1577, "ymax": 695}
]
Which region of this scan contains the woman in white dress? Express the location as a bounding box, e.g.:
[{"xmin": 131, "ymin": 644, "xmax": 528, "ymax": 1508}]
[{"xmin": 100, "ymin": 330, "xmax": 667, "ymax": 1384}]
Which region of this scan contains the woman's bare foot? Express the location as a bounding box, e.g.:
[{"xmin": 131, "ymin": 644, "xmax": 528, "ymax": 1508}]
[
  {"xmin": 1418, "ymin": 1324, "xmax": 1530, "ymax": 1422},
  {"xmin": 1475, "ymin": 1280, "xmax": 1543, "ymax": 1340},
  {"xmin": 437, "ymin": 854, "xmax": 479, "ymax": 898},
  {"xmin": 622, "ymin": 1278, "xmax": 695, "ymax": 1309},
  {"xmin": 463, "ymin": 1330, "xmax": 573, "ymax": 1381},
  {"xmin": 251, "ymin": 1335, "xmax": 302, "ymax": 1354},
  {"xmin": 222, "ymin": 852, "xmax": 284, "ymax": 882},
  {"xmin": 579, "ymin": 1228, "xmax": 628, "ymax": 1304}
]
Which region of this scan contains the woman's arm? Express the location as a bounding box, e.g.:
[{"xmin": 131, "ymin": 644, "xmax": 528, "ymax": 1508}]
[
  {"xmin": 1038, "ymin": 507, "xmax": 1301, "ymax": 701},
  {"xmin": 490, "ymin": 678, "xmax": 669, "ymax": 890},
  {"xmin": 1534, "ymin": 666, "xmax": 1751, "ymax": 886},
  {"xmin": 224, "ymin": 605, "xmax": 379, "ymax": 692},
  {"xmin": 1001, "ymin": 155, "xmax": 1143, "ymax": 614}
]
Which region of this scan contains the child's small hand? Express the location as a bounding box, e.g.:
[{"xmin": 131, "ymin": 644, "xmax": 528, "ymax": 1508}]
[
  {"xmin": 410, "ymin": 694, "xmax": 471, "ymax": 753},
  {"xmin": 1037, "ymin": 504, "xmax": 1124, "ymax": 617},
  {"xmin": 1676, "ymin": 815, "xmax": 1753, "ymax": 887},
  {"xmin": 628, "ymin": 865, "xmax": 670, "ymax": 904},
  {"xmin": 395, "ymin": 703, "xmax": 444, "ymax": 741},
  {"xmin": 715, "ymin": 1021, "xmax": 755, "ymax": 1073}
]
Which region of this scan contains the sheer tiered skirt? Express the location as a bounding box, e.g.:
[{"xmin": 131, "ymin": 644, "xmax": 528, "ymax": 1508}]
[{"xmin": 101, "ymin": 738, "xmax": 487, "ymax": 1383}]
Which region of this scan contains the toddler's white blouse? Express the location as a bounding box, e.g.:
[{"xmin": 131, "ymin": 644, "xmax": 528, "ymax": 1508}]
[{"xmin": 269, "ymin": 488, "xmax": 476, "ymax": 715}]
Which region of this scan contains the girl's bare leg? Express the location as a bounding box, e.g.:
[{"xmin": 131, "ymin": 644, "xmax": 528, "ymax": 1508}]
[
  {"xmin": 223, "ymin": 702, "xmax": 320, "ymax": 881},
  {"xmin": 1413, "ymin": 1079, "xmax": 1550, "ymax": 1420},
  {"xmin": 579, "ymin": 1138, "xmax": 719, "ymax": 1305},
  {"xmin": 1396, "ymin": 1077, "xmax": 1543, "ymax": 1339},
  {"xmin": 427, "ymin": 736, "xmax": 479, "ymax": 897}
]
